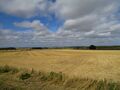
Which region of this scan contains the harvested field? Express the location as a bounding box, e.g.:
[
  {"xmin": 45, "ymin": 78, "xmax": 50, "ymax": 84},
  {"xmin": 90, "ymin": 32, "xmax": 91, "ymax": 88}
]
[{"xmin": 0, "ymin": 49, "xmax": 120, "ymax": 82}]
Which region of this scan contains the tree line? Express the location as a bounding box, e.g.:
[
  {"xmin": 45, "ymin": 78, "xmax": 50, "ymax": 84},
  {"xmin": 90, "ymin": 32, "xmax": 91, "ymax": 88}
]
[{"xmin": 0, "ymin": 45, "xmax": 120, "ymax": 50}]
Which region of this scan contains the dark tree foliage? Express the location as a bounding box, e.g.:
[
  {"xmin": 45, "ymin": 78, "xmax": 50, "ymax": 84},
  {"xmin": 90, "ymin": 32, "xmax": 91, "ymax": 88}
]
[
  {"xmin": 32, "ymin": 47, "xmax": 43, "ymax": 49},
  {"xmin": 0, "ymin": 47, "xmax": 16, "ymax": 50},
  {"xmin": 32, "ymin": 47, "xmax": 48, "ymax": 49},
  {"xmin": 89, "ymin": 45, "xmax": 96, "ymax": 50}
]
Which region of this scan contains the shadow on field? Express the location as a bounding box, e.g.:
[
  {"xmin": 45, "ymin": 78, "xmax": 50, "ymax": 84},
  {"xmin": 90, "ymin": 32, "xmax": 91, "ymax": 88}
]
[{"xmin": 0, "ymin": 65, "xmax": 119, "ymax": 90}]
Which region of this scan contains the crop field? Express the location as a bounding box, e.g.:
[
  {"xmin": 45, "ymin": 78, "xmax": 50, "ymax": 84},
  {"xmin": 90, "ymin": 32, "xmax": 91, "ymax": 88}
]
[{"xmin": 0, "ymin": 49, "xmax": 120, "ymax": 82}]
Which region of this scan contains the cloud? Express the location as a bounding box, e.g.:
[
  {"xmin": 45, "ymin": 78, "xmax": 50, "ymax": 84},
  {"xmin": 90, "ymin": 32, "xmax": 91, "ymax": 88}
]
[
  {"xmin": 0, "ymin": 0, "xmax": 53, "ymax": 18},
  {"xmin": 14, "ymin": 20, "xmax": 53, "ymax": 39},
  {"xmin": 54, "ymin": 0, "xmax": 119, "ymax": 19},
  {"xmin": 14, "ymin": 20, "xmax": 47, "ymax": 31},
  {"xmin": 63, "ymin": 14, "xmax": 98, "ymax": 32},
  {"xmin": 0, "ymin": 29, "xmax": 40, "ymax": 47},
  {"xmin": 54, "ymin": 0, "xmax": 120, "ymax": 45}
]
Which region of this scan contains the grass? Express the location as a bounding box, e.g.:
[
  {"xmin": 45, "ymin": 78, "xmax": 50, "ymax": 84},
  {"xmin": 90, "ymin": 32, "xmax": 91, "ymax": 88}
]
[{"xmin": 0, "ymin": 65, "xmax": 119, "ymax": 90}]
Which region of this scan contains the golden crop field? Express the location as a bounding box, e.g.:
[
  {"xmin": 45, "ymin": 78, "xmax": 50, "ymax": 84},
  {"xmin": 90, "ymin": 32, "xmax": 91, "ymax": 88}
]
[{"xmin": 0, "ymin": 49, "xmax": 120, "ymax": 82}]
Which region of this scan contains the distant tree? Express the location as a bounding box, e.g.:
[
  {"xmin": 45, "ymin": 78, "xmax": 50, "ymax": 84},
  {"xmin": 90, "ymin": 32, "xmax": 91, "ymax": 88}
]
[{"xmin": 89, "ymin": 45, "xmax": 96, "ymax": 50}]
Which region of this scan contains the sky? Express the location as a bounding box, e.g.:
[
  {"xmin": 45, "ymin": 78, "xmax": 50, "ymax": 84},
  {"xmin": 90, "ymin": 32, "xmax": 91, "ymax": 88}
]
[{"xmin": 0, "ymin": 0, "xmax": 120, "ymax": 47}]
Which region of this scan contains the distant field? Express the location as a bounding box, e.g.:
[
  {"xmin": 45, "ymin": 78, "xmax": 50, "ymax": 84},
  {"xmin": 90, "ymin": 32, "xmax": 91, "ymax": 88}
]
[{"xmin": 0, "ymin": 49, "xmax": 120, "ymax": 82}]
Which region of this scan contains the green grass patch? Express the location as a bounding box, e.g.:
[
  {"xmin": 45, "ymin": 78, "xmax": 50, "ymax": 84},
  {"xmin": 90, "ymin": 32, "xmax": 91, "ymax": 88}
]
[
  {"xmin": 19, "ymin": 72, "xmax": 31, "ymax": 80},
  {"xmin": 0, "ymin": 65, "xmax": 19, "ymax": 74}
]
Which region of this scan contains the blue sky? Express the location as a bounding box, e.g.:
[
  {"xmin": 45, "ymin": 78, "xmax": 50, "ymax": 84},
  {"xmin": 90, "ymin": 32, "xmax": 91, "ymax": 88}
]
[
  {"xmin": 0, "ymin": 0, "xmax": 120, "ymax": 47},
  {"xmin": 0, "ymin": 11, "xmax": 63, "ymax": 32}
]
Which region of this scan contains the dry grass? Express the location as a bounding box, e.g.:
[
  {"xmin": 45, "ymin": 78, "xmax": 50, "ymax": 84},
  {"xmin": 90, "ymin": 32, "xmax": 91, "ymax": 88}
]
[
  {"xmin": 0, "ymin": 49, "xmax": 120, "ymax": 82},
  {"xmin": 0, "ymin": 65, "xmax": 119, "ymax": 90}
]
